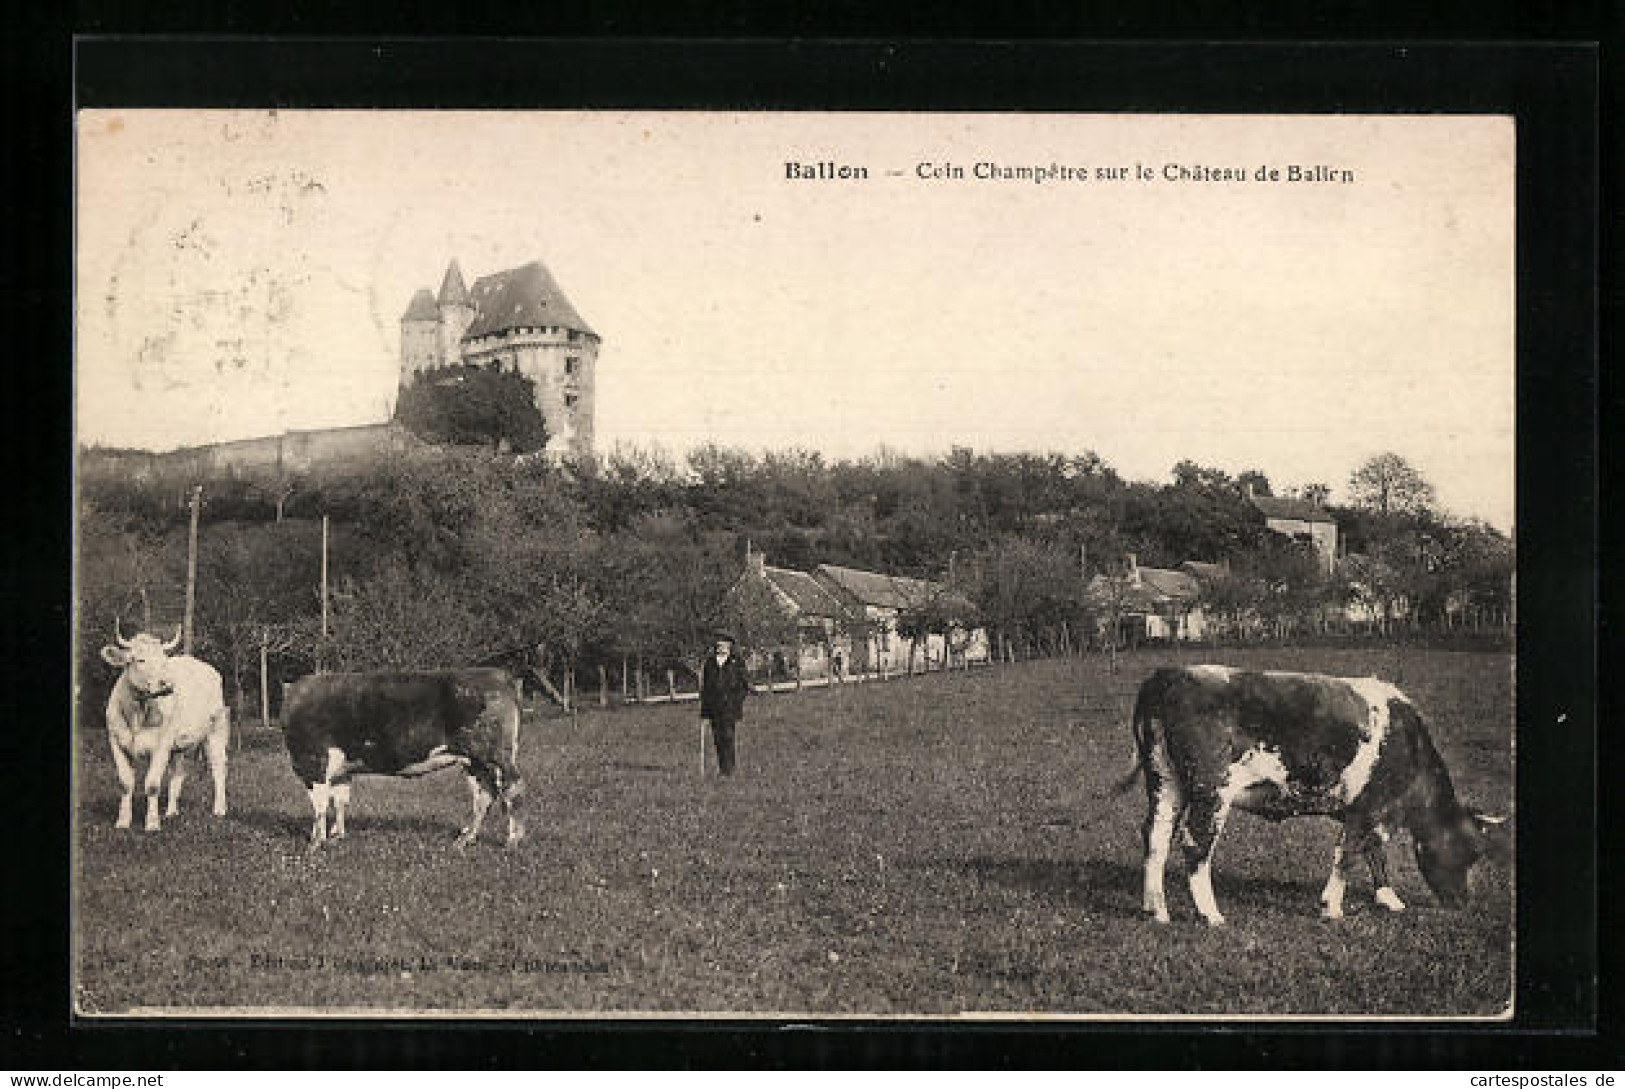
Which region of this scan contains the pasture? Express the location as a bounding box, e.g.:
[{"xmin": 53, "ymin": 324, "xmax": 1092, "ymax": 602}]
[{"xmin": 73, "ymin": 646, "xmax": 1513, "ymax": 1017}]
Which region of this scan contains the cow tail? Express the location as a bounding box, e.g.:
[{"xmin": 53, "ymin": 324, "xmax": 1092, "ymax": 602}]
[{"xmin": 1114, "ymin": 686, "xmax": 1151, "ymax": 794}]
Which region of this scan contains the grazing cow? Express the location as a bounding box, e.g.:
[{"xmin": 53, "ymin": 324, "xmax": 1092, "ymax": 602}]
[
  {"xmin": 1124, "ymin": 665, "xmax": 1506, "ymax": 925},
  {"xmin": 282, "ymin": 668, "xmax": 525, "ymax": 851},
  {"xmin": 99, "ymin": 624, "xmax": 230, "ymax": 831}
]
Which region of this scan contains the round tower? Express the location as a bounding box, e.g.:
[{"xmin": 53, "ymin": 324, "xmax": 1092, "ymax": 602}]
[
  {"xmin": 399, "ymin": 288, "xmax": 440, "ymax": 385},
  {"xmin": 459, "ymin": 259, "xmax": 601, "ymax": 458},
  {"xmin": 435, "ymin": 260, "xmax": 476, "ymax": 367}
]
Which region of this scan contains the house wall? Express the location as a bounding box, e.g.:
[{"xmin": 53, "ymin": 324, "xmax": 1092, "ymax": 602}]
[
  {"xmin": 1145, "ymin": 606, "xmax": 1208, "ymax": 641},
  {"xmin": 1266, "ymin": 516, "xmax": 1338, "ymax": 570}
]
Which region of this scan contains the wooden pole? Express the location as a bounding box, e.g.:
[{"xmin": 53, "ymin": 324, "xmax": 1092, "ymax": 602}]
[
  {"xmin": 598, "ymin": 663, "xmax": 609, "ymax": 707},
  {"xmin": 699, "ymin": 717, "xmax": 706, "ymax": 777},
  {"xmin": 319, "ymin": 514, "xmax": 330, "ymax": 671},
  {"xmin": 621, "ymin": 656, "xmax": 629, "ymax": 702},
  {"xmin": 666, "ymin": 669, "xmax": 676, "ymax": 700},
  {"xmin": 182, "ymin": 485, "xmax": 201, "ymax": 654},
  {"xmin": 259, "ymin": 638, "xmax": 270, "ymax": 727}
]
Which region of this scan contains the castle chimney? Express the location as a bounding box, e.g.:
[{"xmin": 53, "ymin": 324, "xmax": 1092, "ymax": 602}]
[{"xmin": 1125, "ymin": 552, "xmax": 1139, "ymax": 583}]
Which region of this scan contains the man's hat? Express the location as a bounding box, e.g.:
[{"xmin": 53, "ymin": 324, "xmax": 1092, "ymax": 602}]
[{"xmin": 712, "ymin": 631, "xmax": 737, "ymax": 645}]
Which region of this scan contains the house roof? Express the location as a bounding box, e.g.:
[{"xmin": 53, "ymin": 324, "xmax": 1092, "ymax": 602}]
[
  {"xmin": 1085, "ymin": 575, "xmax": 1166, "ymax": 611},
  {"xmin": 813, "ymin": 564, "xmax": 977, "ymax": 617},
  {"xmin": 1087, "ymin": 563, "xmax": 1203, "ymax": 611},
  {"xmin": 1251, "ymin": 494, "xmax": 1337, "ymax": 524},
  {"xmin": 763, "ymin": 566, "xmax": 851, "ymax": 619},
  {"xmin": 1137, "ymin": 566, "xmax": 1200, "ymax": 600},
  {"xmin": 1180, "ymin": 560, "xmax": 1229, "ymax": 582},
  {"xmin": 463, "ymin": 260, "xmax": 597, "ymax": 341},
  {"xmin": 437, "ymin": 260, "xmax": 471, "ymax": 308},
  {"xmin": 401, "ymin": 288, "xmax": 439, "ymax": 322}
]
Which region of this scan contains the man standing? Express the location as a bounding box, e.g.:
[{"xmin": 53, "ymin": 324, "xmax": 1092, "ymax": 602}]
[{"xmin": 700, "ymin": 632, "xmax": 750, "ymax": 776}]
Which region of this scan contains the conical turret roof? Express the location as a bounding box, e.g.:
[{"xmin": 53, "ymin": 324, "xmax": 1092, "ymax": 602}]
[
  {"xmin": 437, "ymin": 260, "xmax": 472, "ymax": 308},
  {"xmin": 401, "ymin": 288, "xmax": 439, "ymax": 322},
  {"xmin": 464, "ymin": 259, "xmax": 597, "ymax": 340}
]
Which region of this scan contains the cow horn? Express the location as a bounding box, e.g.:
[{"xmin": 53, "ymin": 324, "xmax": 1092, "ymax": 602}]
[
  {"xmin": 114, "ymin": 617, "xmax": 132, "ymax": 650},
  {"xmin": 162, "ymin": 625, "xmax": 183, "ymax": 652},
  {"xmin": 1476, "ymin": 813, "xmax": 1509, "ymax": 827}
]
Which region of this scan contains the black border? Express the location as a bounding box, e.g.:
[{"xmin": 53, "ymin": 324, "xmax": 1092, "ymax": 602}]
[{"xmin": 11, "ymin": 34, "xmax": 1604, "ymax": 1068}]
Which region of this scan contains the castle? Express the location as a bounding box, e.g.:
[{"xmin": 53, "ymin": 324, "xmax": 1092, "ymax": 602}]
[{"xmin": 400, "ymin": 258, "xmax": 600, "ymax": 457}]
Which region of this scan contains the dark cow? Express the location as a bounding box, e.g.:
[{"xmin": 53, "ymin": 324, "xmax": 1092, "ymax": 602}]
[
  {"xmin": 1124, "ymin": 665, "xmax": 1506, "ymax": 925},
  {"xmin": 283, "ymin": 668, "xmax": 525, "ymax": 851}
]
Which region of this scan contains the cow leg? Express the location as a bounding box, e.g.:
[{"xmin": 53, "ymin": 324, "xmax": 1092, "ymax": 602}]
[
  {"xmin": 329, "ymin": 778, "xmax": 351, "ymax": 840},
  {"xmin": 165, "ymin": 748, "xmax": 188, "ymax": 817},
  {"xmin": 204, "ymin": 708, "xmax": 229, "ymax": 816},
  {"xmin": 1141, "ymin": 766, "xmax": 1183, "ymax": 924},
  {"xmin": 496, "ymin": 767, "xmax": 525, "ymax": 847},
  {"xmin": 306, "ymin": 781, "xmax": 331, "ymax": 851},
  {"xmin": 143, "ymin": 739, "xmax": 174, "ymax": 831},
  {"xmin": 108, "ymin": 733, "xmax": 136, "ymax": 829},
  {"xmin": 455, "ymin": 769, "xmax": 494, "ymax": 849},
  {"xmin": 1182, "ymin": 790, "xmax": 1233, "ymax": 926},
  {"xmin": 1364, "ymin": 828, "xmax": 1406, "ymax": 912},
  {"xmin": 1320, "ymin": 840, "xmax": 1353, "ymax": 919}
]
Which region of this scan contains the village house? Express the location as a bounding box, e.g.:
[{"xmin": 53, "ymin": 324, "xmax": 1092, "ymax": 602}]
[
  {"xmin": 1250, "ymin": 491, "xmax": 1338, "ymax": 572},
  {"xmin": 811, "ymin": 563, "xmax": 989, "ymax": 674},
  {"xmin": 1086, "ymin": 554, "xmax": 1212, "ymax": 644},
  {"xmin": 724, "ymin": 550, "xmax": 856, "ymax": 680}
]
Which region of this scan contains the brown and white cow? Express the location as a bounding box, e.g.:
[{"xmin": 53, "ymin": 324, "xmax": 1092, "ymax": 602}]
[
  {"xmin": 282, "ymin": 668, "xmax": 525, "ymax": 851},
  {"xmin": 1123, "ymin": 665, "xmax": 1506, "ymax": 925},
  {"xmin": 100, "ymin": 624, "xmax": 231, "ymax": 831}
]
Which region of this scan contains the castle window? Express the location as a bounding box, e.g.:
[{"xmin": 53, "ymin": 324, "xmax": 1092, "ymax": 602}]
[
  {"xmin": 564, "ymin": 393, "xmax": 579, "ymax": 409},
  {"xmin": 568, "ymin": 330, "xmax": 580, "ymax": 342},
  {"xmin": 565, "ymin": 357, "xmax": 579, "ymax": 375}
]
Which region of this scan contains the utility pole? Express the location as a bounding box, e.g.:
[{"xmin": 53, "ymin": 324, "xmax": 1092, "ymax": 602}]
[
  {"xmin": 182, "ymin": 485, "xmax": 202, "ymax": 654},
  {"xmin": 319, "ymin": 513, "xmax": 330, "ymax": 671}
]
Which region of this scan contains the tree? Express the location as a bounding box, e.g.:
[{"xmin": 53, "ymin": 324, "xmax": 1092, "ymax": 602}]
[
  {"xmin": 1235, "ymin": 469, "xmax": 1273, "ymax": 498},
  {"xmin": 394, "ymin": 365, "xmax": 550, "ymax": 453},
  {"xmin": 717, "ymin": 564, "xmax": 803, "ymax": 682},
  {"xmin": 1347, "ymin": 452, "xmax": 1437, "ymax": 517},
  {"xmin": 966, "ymin": 537, "xmax": 1092, "ymax": 662},
  {"xmin": 323, "ymin": 559, "xmax": 502, "ymax": 671},
  {"xmin": 1245, "ymin": 536, "xmax": 1330, "ymax": 638},
  {"xmin": 193, "ymin": 520, "xmax": 327, "ymax": 714}
]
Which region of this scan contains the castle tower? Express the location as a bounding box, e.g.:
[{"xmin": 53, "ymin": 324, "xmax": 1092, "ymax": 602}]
[
  {"xmin": 435, "ymin": 260, "xmax": 476, "ymax": 367},
  {"xmin": 459, "ymin": 259, "xmax": 600, "ymax": 458},
  {"xmin": 398, "ymin": 288, "xmax": 441, "ymax": 385}
]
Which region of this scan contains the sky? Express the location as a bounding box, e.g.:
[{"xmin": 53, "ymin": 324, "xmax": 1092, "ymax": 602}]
[{"xmin": 76, "ymin": 111, "xmax": 1515, "ymax": 528}]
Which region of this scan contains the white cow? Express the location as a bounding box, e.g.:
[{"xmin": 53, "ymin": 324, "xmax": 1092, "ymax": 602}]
[{"xmin": 99, "ymin": 624, "xmax": 230, "ymax": 831}]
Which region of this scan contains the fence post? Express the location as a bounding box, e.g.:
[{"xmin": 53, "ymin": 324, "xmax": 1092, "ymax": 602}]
[
  {"xmin": 598, "ymin": 664, "xmax": 609, "ymax": 707},
  {"xmin": 259, "ymin": 638, "xmax": 270, "ymax": 728},
  {"xmin": 181, "ymin": 484, "xmax": 202, "ymax": 655}
]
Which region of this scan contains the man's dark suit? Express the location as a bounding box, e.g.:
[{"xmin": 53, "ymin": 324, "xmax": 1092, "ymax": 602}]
[{"xmin": 700, "ymin": 651, "xmax": 750, "ymax": 775}]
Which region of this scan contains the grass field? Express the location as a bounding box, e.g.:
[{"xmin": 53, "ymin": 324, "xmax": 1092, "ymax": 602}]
[{"xmin": 73, "ymin": 646, "xmax": 1513, "ymax": 1018}]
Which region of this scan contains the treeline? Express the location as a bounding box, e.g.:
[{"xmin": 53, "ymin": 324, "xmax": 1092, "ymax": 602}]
[{"xmin": 77, "ymin": 443, "xmax": 1513, "ymax": 722}]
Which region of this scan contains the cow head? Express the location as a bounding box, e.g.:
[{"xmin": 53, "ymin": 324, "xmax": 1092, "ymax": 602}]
[
  {"xmin": 101, "ymin": 621, "xmax": 183, "ymax": 708},
  {"xmin": 1414, "ymin": 808, "xmax": 1509, "ymax": 906}
]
